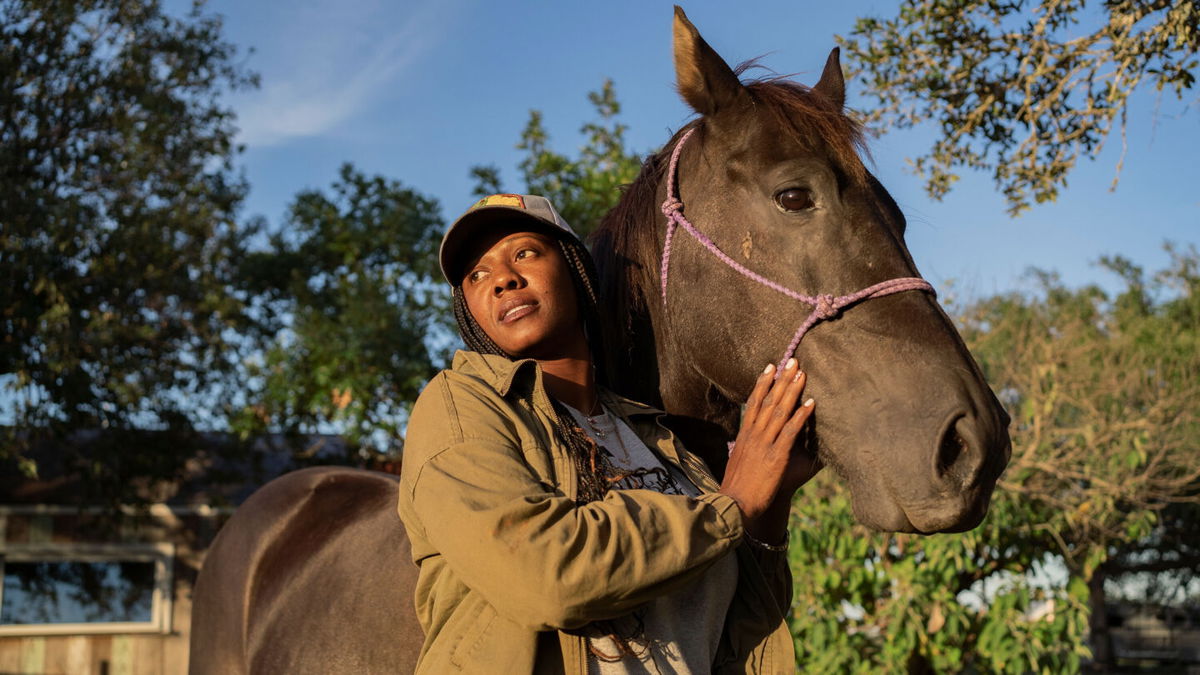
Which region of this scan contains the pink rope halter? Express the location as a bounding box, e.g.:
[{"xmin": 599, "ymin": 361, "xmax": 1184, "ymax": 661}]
[{"xmin": 659, "ymin": 127, "xmax": 936, "ymax": 376}]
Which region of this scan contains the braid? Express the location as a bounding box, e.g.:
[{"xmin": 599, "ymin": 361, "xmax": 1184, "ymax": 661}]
[
  {"xmin": 556, "ymin": 238, "xmax": 608, "ymax": 385},
  {"xmin": 558, "ymin": 238, "xmax": 601, "ymax": 307},
  {"xmin": 549, "ymin": 400, "xmax": 621, "ymax": 504}
]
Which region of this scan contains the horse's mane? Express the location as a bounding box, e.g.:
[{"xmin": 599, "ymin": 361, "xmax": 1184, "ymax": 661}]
[{"xmin": 590, "ymin": 68, "xmax": 867, "ymax": 392}]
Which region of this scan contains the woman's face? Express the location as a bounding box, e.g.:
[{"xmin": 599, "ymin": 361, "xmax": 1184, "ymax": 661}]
[{"xmin": 460, "ymin": 228, "xmax": 586, "ymax": 360}]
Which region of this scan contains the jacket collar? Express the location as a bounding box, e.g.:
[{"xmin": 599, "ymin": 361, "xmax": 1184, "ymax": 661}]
[
  {"xmin": 450, "ymin": 349, "xmax": 531, "ymax": 396},
  {"xmin": 449, "ymin": 350, "xmax": 663, "ymax": 419}
]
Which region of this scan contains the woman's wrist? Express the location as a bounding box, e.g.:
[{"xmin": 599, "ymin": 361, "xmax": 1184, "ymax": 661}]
[
  {"xmin": 718, "ymin": 485, "xmax": 765, "ymax": 525},
  {"xmin": 743, "ymin": 495, "xmax": 791, "ymax": 545},
  {"xmin": 744, "ymin": 528, "xmax": 789, "ymax": 551}
]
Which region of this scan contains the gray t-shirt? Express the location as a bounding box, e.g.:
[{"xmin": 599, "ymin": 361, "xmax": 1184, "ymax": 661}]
[{"xmin": 562, "ymin": 403, "xmax": 740, "ymax": 675}]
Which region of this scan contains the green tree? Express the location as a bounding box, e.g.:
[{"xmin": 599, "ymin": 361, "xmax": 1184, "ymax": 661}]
[
  {"xmin": 788, "ymin": 244, "xmax": 1200, "ymax": 672},
  {"xmin": 840, "ymin": 0, "xmax": 1199, "ymax": 214},
  {"xmin": 471, "ymin": 79, "xmax": 642, "ymax": 238},
  {"xmin": 0, "ymin": 0, "xmax": 257, "ymax": 501},
  {"xmin": 234, "ymin": 165, "xmax": 451, "ymax": 458}
]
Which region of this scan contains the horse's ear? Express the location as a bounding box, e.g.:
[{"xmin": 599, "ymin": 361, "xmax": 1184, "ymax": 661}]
[
  {"xmin": 813, "ymin": 47, "xmax": 845, "ymax": 110},
  {"xmin": 672, "ymin": 6, "xmax": 745, "ymax": 116}
]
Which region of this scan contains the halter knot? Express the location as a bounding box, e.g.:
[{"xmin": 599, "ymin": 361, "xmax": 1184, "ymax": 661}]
[
  {"xmin": 661, "ymin": 198, "xmax": 683, "ymax": 216},
  {"xmin": 813, "ymin": 294, "xmax": 839, "ymax": 320}
]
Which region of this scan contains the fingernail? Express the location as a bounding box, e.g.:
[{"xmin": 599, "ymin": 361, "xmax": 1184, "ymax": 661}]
[
  {"xmin": 785, "ymin": 357, "xmax": 797, "ymax": 370},
  {"xmin": 762, "ymin": 363, "xmax": 775, "ymax": 375},
  {"xmin": 804, "ymin": 398, "xmax": 815, "ymax": 407}
]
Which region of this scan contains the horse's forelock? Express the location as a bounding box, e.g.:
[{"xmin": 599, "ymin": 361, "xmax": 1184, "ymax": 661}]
[{"xmin": 741, "ymin": 76, "xmax": 869, "ymax": 185}]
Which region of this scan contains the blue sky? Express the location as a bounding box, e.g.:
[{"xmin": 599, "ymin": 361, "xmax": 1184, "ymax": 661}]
[{"xmin": 180, "ymin": 0, "xmax": 1197, "ymax": 299}]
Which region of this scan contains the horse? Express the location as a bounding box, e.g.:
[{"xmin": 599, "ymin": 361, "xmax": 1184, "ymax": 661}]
[
  {"xmin": 189, "ymin": 8, "xmax": 1011, "ymax": 672},
  {"xmin": 590, "ymin": 8, "xmax": 1010, "ymax": 533}
]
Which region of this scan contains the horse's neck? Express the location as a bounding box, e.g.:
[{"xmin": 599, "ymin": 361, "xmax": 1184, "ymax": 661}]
[
  {"xmin": 651, "ymin": 320, "xmax": 741, "ymax": 479},
  {"xmin": 606, "ymin": 304, "xmax": 663, "ymax": 407},
  {"xmin": 658, "ymin": 395, "xmax": 739, "ymax": 481},
  {"xmin": 597, "ymin": 184, "xmax": 741, "ymax": 477},
  {"xmin": 604, "ymin": 294, "xmax": 738, "ymax": 478}
]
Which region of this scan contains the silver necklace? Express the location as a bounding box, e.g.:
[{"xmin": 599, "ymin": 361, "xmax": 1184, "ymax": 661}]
[
  {"xmin": 582, "ymin": 397, "xmax": 606, "ymax": 438},
  {"xmin": 582, "ymin": 405, "xmax": 632, "ymax": 464}
]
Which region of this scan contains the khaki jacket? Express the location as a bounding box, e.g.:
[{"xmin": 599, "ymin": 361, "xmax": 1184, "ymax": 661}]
[{"xmin": 397, "ymin": 350, "xmax": 796, "ymax": 673}]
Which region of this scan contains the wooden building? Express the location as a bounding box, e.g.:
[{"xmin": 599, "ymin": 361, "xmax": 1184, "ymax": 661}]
[{"xmin": 0, "ymin": 431, "xmax": 360, "ymax": 674}]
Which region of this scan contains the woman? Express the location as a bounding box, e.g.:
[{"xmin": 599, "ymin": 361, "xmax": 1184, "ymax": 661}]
[{"xmin": 397, "ymin": 193, "xmax": 819, "ymax": 674}]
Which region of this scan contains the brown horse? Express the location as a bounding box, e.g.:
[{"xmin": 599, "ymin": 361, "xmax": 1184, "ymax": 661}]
[
  {"xmin": 189, "ymin": 8, "xmax": 1010, "ymax": 673},
  {"xmin": 592, "ymin": 8, "xmax": 1010, "ymax": 534}
]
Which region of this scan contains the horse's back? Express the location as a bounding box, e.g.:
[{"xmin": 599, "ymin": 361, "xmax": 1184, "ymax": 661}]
[{"xmin": 190, "ymin": 466, "xmax": 422, "ymax": 674}]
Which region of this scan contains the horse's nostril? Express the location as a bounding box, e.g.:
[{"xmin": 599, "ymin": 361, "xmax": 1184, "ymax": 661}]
[{"xmin": 936, "ymin": 417, "xmax": 972, "ymax": 482}]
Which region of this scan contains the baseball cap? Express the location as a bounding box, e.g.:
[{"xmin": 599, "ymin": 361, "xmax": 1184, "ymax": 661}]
[{"xmin": 439, "ymin": 193, "xmax": 581, "ymax": 284}]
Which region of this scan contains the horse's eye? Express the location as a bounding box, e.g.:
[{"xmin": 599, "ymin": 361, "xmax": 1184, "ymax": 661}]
[{"xmin": 775, "ymin": 188, "xmax": 815, "ymax": 212}]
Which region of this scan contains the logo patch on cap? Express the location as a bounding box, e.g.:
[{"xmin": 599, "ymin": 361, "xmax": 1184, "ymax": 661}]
[{"xmin": 471, "ymin": 194, "xmax": 526, "ymax": 210}]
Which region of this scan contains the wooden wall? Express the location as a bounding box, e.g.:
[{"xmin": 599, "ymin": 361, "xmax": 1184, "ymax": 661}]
[
  {"xmin": 0, "ymin": 629, "xmax": 189, "ymax": 675},
  {"xmin": 0, "ymin": 507, "xmax": 227, "ymax": 675}
]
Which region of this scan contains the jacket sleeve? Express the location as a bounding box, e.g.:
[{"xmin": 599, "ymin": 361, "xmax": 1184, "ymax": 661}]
[
  {"xmin": 401, "ymin": 428, "xmax": 744, "ymax": 632},
  {"xmin": 746, "ymin": 546, "xmax": 792, "ymax": 617}
]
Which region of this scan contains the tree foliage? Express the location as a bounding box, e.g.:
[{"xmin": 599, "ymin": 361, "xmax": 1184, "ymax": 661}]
[
  {"xmin": 840, "ymin": 0, "xmax": 1200, "ymax": 214},
  {"xmin": 789, "ymin": 491, "xmax": 1091, "ymax": 673},
  {"xmin": 235, "ymin": 165, "xmax": 451, "ymax": 457},
  {"xmin": 788, "ymin": 245, "xmax": 1200, "ymax": 672},
  {"xmin": 0, "ymin": 0, "xmax": 257, "ymax": 493},
  {"xmin": 1, "ymin": 0, "xmax": 455, "ymax": 498},
  {"xmin": 471, "ymin": 79, "xmax": 642, "ymax": 237}
]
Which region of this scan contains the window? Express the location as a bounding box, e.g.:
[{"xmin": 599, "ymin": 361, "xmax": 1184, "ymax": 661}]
[{"xmin": 0, "ymin": 543, "xmax": 174, "ymax": 636}]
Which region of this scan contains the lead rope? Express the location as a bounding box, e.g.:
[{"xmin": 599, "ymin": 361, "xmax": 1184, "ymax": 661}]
[{"xmin": 659, "ymin": 126, "xmax": 936, "ymax": 377}]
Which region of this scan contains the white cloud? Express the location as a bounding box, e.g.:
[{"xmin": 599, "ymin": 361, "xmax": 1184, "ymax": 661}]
[{"xmin": 232, "ymin": 0, "xmax": 451, "ymax": 148}]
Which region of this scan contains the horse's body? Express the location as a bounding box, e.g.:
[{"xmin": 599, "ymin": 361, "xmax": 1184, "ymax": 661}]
[
  {"xmin": 190, "ymin": 8, "xmax": 1010, "ymax": 672},
  {"xmin": 189, "ymin": 467, "xmax": 422, "ymax": 673}
]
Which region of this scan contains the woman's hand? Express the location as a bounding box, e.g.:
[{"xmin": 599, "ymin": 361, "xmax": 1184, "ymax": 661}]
[{"xmin": 718, "ymin": 358, "xmax": 819, "ymax": 531}]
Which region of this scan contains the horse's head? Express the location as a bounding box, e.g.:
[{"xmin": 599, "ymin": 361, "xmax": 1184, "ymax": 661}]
[{"xmin": 593, "ymin": 8, "xmax": 1010, "ymax": 534}]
